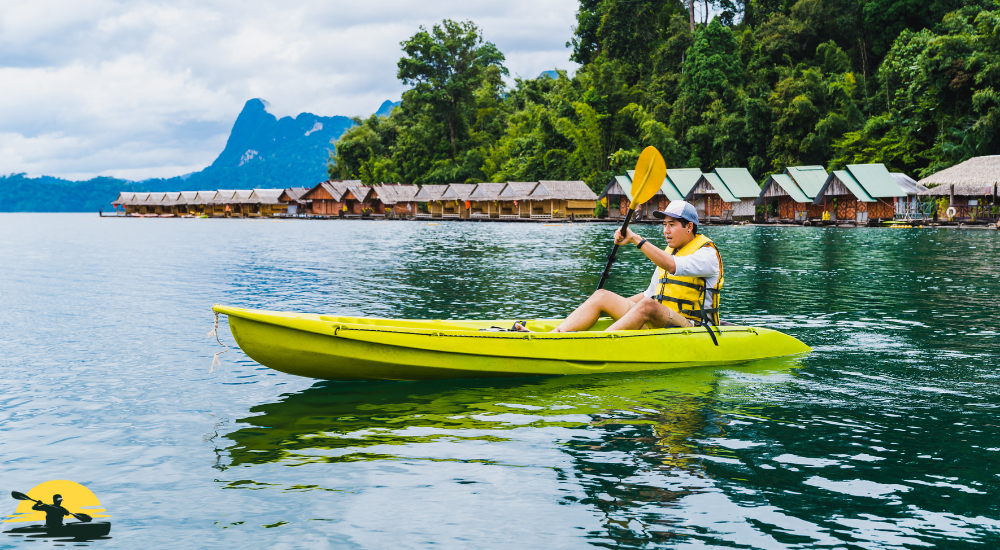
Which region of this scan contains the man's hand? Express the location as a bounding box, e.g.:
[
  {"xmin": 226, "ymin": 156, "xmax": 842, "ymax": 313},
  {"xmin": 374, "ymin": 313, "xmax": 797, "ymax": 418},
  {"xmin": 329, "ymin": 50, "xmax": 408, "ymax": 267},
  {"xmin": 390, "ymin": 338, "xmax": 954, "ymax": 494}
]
[{"xmin": 614, "ymin": 227, "xmax": 640, "ymax": 246}]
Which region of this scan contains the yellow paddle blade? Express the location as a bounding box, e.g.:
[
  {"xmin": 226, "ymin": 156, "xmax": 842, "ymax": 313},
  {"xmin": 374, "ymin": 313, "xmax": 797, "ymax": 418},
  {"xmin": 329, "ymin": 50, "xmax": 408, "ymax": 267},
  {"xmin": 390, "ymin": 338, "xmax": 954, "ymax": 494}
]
[{"xmin": 628, "ymin": 146, "xmax": 667, "ymax": 209}]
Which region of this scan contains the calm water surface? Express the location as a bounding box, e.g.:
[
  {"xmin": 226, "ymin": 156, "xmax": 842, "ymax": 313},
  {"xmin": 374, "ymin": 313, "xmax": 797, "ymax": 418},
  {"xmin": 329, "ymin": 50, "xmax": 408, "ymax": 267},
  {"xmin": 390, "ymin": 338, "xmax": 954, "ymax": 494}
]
[{"xmin": 1, "ymin": 214, "xmax": 998, "ymax": 549}]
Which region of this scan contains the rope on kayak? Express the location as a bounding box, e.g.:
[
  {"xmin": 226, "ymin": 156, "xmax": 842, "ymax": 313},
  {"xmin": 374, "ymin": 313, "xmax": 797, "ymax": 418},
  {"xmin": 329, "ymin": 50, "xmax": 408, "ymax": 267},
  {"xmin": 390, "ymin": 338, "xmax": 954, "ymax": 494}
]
[{"xmin": 208, "ymin": 312, "xmax": 229, "ymax": 372}]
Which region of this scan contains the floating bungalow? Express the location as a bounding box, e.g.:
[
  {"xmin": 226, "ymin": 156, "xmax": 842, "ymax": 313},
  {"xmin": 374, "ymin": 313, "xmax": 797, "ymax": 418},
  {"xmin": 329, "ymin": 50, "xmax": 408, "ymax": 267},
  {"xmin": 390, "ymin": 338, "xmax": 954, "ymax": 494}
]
[
  {"xmin": 689, "ymin": 172, "xmax": 738, "ymax": 222},
  {"xmin": 754, "ymin": 166, "xmax": 829, "ymax": 222},
  {"xmin": 601, "ymin": 172, "xmax": 678, "ymax": 220},
  {"xmin": 812, "ymin": 164, "xmax": 905, "ymax": 223},
  {"xmin": 371, "ymin": 183, "xmax": 419, "ymax": 217},
  {"xmin": 414, "ymin": 185, "xmax": 449, "ymax": 218},
  {"xmin": 755, "ymin": 173, "xmax": 812, "ymax": 222},
  {"xmin": 345, "ymin": 184, "xmax": 373, "ymax": 215},
  {"xmin": 246, "ymin": 189, "xmax": 286, "ymax": 217},
  {"xmin": 714, "ymin": 168, "xmax": 761, "ymax": 220},
  {"xmin": 440, "ymin": 184, "xmax": 476, "ymax": 218},
  {"xmin": 111, "ymin": 192, "xmax": 133, "ymax": 215},
  {"xmin": 497, "ymin": 182, "xmax": 538, "ymax": 219},
  {"xmin": 918, "ymin": 156, "xmax": 1000, "ymax": 222},
  {"xmin": 141, "ymin": 192, "xmax": 162, "ymax": 215},
  {"xmin": 158, "ymin": 192, "xmax": 180, "ymax": 217},
  {"xmin": 528, "ymin": 181, "xmax": 598, "ymax": 219},
  {"xmin": 191, "ymin": 191, "xmax": 217, "ymax": 216},
  {"xmin": 277, "ymin": 187, "xmax": 310, "ymax": 216},
  {"xmin": 598, "ymin": 175, "xmax": 683, "ymax": 220},
  {"xmin": 227, "ymin": 190, "xmax": 253, "ymax": 217},
  {"xmin": 300, "ymin": 180, "xmax": 362, "ymax": 216},
  {"xmin": 174, "ymin": 192, "xmax": 199, "ymax": 216},
  {"xmin": 204, "ymin": 190, "xmax": 235, "ymax": 217},
  {"xmin": 468, "ymin": 183, "xmax": 506, "ymax": 218}
]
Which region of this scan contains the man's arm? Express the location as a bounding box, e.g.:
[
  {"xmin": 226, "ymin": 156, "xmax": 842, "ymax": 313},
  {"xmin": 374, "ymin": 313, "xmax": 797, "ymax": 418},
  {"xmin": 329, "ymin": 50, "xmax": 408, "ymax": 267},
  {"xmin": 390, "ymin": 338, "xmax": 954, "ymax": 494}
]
[
  {"xmin": 615, "ymin": 228, "xmax": 678, "ymax": 273},
  {"xmin": 32, "ymin": 502, "xmax": 46, "ymax": 511}
]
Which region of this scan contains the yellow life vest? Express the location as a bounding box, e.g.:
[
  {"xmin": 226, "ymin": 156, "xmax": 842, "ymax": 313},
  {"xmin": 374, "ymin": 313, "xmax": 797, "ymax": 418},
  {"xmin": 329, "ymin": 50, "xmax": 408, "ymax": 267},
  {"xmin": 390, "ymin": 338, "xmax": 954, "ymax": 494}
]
[{"xmin": 655, "ymin": 234, "xmax": 724, "ymax": 325}]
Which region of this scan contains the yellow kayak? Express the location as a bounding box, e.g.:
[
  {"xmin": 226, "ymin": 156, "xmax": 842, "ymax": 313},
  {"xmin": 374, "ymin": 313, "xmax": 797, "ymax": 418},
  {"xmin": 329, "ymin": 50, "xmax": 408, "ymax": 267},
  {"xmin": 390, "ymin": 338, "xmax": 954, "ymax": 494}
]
[{"xmin": 212, "ymin": 305, "xmax": 810, "ymax": 381}]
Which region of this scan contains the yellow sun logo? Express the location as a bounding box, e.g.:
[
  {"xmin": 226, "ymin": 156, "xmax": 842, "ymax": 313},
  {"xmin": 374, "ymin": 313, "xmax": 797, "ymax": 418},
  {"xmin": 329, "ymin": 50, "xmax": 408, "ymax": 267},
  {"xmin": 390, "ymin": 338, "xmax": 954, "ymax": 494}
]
[{"xmin": 4, "ymin": 480, "xmax": 109, "ymax": 524}]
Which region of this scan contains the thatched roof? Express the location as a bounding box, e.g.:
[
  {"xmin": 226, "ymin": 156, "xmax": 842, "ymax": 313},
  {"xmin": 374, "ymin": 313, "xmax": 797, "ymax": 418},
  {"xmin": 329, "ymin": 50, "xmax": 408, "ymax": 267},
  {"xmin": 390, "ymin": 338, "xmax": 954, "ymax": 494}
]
[
  {"xmin": 302, "ymin": 180, "xmax": 362, "ymax": 201},
  {"xmin": 210, "ymin": 190, "xmax": 236, "ymax": 204},
  {"xmin": 248, "ymin": 189, "xmax": 285, "ymax": 204},
  {"xmin": 231, "ymin": 190, "xmax": 255, "ymax": 204},
  {"xmin": 531, "ymin": 180, "xmax": 598, "ymax": 200},
  {"xmin": 112, "ymin": 192, "xmax": 134, "ymax": 206},
  {"xmin": 278, "ymin": 187, "xmax": 310, "ymax": 203},
  {"xmin": 442, "ymin": 183, "xmax": 476, "ymax": 200},
  {"xmin": 470, "ymin": 182, "xmax": 506, "ymax": 200},
  {"xmin": 372, "ymin": 183, "xmax": 419, "ymax": 204},
  {"xmin": 414, "ymin": 184, "xmax": 449, "ymax": 201},
  {"xmin": 919, "ymin": 156, "xmax": 1000, "ymax": 194},
  {"xmin": 890, "ymin": 173, "xmax": 927, "ymax": 196},
  {"xmin": 158, "ymin": 192, "xmax": 181, "ymax": 206},
  {"xmin": 921, "ymin": 182, "xmax": 998, "ymax": 196},
  {"xmin": 191, "ymin": 191, "xmax": 217, "ymax": 205},
  {"xmin": 342, "ymin": 185, "xmax": 371, "ymax": 202},
  {"xmin": 498, "ymin": 182, "xmax": 538, "ymax": 201}
]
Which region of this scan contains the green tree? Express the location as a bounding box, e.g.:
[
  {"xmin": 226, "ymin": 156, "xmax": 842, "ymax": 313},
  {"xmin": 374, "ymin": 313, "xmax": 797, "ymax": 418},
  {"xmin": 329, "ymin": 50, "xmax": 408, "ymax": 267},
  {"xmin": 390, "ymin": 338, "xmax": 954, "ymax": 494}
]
[{"xmin": 397, "ymin": 20, "xmax": 508, "ymax": 158}]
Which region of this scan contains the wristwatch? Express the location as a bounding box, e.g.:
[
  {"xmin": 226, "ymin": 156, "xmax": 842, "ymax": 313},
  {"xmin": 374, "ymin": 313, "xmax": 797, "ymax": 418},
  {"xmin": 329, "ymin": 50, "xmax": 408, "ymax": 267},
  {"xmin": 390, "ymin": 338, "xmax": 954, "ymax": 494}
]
[{"xmin": 636, "ymin": 238, "xmax": 647, "ymax": 250}]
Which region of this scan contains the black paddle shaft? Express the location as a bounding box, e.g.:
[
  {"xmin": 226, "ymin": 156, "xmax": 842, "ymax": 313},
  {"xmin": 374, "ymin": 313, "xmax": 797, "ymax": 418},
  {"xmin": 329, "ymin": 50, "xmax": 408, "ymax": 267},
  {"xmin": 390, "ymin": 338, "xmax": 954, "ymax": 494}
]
[{"xmin": 597, "ymin": 209, "xmax": 636, "ymax": 290}]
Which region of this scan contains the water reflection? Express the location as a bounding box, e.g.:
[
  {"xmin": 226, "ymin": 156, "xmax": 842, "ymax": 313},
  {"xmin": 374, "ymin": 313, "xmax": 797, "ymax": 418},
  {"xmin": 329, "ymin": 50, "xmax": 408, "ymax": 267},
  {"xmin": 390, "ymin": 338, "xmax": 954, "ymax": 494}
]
[{"xmin": 218, "ymin": 361, "xmax": 804, "ymax": 539}]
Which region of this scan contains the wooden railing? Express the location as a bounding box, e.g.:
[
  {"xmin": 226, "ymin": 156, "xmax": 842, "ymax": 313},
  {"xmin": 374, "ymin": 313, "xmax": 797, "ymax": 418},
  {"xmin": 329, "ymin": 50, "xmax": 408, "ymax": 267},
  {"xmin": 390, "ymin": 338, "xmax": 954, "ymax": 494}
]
[{"xmin": 937, "ymin": 204, "xmax": 1000, "ymax": 222}]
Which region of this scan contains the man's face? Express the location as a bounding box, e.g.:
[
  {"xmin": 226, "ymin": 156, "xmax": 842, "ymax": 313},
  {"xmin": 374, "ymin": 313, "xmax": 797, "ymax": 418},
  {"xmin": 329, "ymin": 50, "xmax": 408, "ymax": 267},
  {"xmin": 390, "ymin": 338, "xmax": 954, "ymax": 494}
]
[{"xmin": 662, "ymin": 217, "xmax": 693, "ymax": 247}]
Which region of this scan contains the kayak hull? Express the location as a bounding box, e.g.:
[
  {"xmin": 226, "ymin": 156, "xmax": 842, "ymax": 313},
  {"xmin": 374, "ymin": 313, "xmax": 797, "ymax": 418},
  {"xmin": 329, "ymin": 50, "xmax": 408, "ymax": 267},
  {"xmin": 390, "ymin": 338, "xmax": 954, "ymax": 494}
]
[
  {"xmin": 5, "ymin": 522, "xmax": 111, "ymax": 539},
  {"xmin": 214, "ymin": 305, "xmax": 811, "ymax": 381}
]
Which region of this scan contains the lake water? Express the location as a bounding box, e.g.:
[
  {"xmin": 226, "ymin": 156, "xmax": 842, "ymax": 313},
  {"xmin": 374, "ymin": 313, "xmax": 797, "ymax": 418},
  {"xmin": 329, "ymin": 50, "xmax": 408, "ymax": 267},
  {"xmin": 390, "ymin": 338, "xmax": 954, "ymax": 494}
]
[{"xmin": 1, "ymin": 213, "xmax": 998, "ymax": 549}]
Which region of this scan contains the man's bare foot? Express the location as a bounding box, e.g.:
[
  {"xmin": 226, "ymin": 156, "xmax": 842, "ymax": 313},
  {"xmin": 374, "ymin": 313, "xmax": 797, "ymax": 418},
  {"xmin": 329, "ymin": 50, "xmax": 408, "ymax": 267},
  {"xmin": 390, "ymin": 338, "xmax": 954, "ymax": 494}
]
[{"xmin": 513, "ymin": 321, "xmax": 531, "ymax": 332}]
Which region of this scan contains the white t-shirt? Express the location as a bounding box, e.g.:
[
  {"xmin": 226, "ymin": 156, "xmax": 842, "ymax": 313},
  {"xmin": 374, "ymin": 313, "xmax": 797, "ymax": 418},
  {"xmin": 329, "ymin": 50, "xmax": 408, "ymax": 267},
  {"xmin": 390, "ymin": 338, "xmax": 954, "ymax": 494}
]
[{"xmin": 642, "ymin": 246, "xmax": 721, "ymax": 308}]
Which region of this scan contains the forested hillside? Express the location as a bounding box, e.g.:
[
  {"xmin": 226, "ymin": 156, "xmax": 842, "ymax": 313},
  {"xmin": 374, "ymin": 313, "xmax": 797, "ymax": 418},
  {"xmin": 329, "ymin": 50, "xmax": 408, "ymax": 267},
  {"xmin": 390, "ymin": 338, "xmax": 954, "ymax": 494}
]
[{"xmin": 330, "ymin": 1, "xmax": 1000, "ymax": 194}]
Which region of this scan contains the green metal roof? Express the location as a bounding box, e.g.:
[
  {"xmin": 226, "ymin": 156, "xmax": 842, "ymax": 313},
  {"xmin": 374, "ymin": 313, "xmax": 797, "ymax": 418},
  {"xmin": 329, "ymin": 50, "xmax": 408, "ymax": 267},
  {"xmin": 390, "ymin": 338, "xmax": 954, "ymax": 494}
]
[
  {"xmin": 847, "ymin": 163, "xmax": 907, "ymax": 198},
  {"xmin": 627, "ymin": 170, "xmax": 683, "ymax": 201},
  {"xmin": 665, "ymin": 168, "xmax": 703, "ymax": 198},
  {"xmin": 785, "ymin": 166, "xmax": 828, "ymax": 198},
  {"xmin": 818, "ymin": 170, "xmax": 874, "ymax": 204},
  {"xmin": 714, "ymin": 168, "xmax": 761, "ymax": 198},
  {"xmin": 701, "ymin": 173, "xmax": 740, "ymax": 202},
  {"xmin": 768, "ymin": 174, "xmax": 811, "ymax": 203}
]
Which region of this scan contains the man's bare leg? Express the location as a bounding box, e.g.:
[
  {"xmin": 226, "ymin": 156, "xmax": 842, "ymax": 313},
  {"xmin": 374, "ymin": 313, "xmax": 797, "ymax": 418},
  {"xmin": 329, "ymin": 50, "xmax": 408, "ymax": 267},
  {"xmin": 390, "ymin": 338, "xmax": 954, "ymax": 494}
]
[
  {"xmin": 552, "ymin": 290, "xmax": 638, "ymax": 332},
  {"xmin": 515, "ymin": 289, "xmax": 638, "ymax": 332},
  {"xmin": 606, "ymin": 297, "xmax": 691, "ymax": 331}
]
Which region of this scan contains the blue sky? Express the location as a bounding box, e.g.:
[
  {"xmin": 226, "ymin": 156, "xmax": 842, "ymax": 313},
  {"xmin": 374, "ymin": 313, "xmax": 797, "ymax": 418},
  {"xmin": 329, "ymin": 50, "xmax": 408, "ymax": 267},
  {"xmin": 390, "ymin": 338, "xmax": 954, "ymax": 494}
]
[{"xmin": 0, "ymin": 0, "xmax": 580, "ymax": 180}]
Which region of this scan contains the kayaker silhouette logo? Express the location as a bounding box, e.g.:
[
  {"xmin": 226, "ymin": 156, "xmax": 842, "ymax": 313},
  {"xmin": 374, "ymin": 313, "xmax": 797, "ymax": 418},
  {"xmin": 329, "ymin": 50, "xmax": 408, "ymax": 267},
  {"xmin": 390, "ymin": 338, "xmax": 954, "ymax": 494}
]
[{"xmin": 3, "ymin": 480, "xmax": 111, "ymax": 541}]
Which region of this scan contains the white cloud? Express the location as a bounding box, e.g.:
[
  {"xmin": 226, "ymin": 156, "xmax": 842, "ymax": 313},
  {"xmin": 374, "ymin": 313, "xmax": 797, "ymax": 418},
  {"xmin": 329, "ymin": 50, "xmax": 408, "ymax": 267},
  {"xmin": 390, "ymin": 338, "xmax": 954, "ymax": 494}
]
[{"xmin": 0, "ymin": 0, "xmax": 580, "ymax": 180}]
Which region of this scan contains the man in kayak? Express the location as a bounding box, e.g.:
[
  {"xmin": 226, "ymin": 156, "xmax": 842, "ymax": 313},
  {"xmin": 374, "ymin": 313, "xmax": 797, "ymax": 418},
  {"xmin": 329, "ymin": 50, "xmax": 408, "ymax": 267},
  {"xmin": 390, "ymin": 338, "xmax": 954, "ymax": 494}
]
[
  {"xmin": 32, "ymin": 494, "xmax": 71, "ymax": 529},
  {"xmin": 517, "ymin": 200, "xmax": 722, "ymax": 332}
]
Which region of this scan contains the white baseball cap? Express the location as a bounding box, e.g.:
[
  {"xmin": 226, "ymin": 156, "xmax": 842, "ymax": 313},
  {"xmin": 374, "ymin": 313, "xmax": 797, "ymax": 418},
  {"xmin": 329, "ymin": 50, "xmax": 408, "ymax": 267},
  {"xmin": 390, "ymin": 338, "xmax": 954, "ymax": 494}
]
[{"xmin": 652, "ymin": 200, "xmax": 699, "ymax": 225}]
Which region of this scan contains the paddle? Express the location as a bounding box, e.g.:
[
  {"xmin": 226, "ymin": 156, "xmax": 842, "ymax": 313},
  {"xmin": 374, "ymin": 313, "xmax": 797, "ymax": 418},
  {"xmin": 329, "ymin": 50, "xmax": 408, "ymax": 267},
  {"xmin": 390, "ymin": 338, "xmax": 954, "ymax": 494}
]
[
  {"xmin": 597, "ymin": 146, "xmax": 667, "ymax": 290},
  {"xmin": 10, "ymin": 491, "xmax": 93, "ymax": 523}
]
